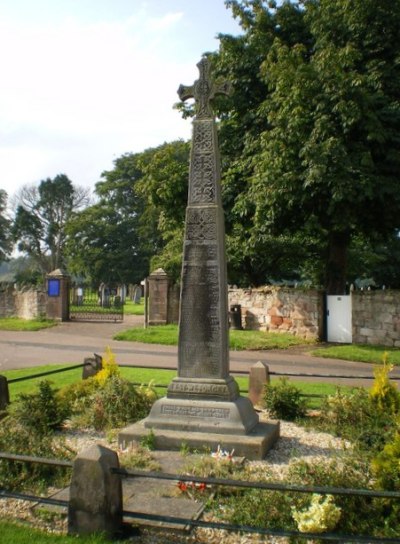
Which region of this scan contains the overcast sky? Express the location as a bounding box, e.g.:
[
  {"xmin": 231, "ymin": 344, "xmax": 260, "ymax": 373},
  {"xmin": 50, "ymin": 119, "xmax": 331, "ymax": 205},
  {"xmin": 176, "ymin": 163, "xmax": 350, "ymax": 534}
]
[{"xmin": 0, "ymin": 0, "xmax": 241, "ymax": 200}]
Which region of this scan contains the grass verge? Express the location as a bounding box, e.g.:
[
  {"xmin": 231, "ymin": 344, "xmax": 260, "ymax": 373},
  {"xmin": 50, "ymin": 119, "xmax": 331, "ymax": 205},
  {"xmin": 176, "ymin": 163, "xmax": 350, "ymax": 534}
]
[
  {"xmin": 0, "ymin": 520, "xmax": 118, "ymax": 544},
  {"xmin": 0, "ymin": 317, "xmax": 56, "ymax": 331},
  {"xmin": 311, "ymin": 344, "xmax": 400, "ymax": 365},
  {"xmin": 114, "ymin": 324, "xmax": 314, "ymax": 350},
  {"xmin": 2, "ymin": 364, "xmax": 355, "ymax": 409}
]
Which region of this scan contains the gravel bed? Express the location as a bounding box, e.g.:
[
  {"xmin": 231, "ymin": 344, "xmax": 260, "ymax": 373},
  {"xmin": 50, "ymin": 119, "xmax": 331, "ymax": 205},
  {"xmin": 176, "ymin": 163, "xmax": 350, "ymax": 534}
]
[{"xmin": 0, "ymin": 416, "xmax": 350, "ymax": 543}]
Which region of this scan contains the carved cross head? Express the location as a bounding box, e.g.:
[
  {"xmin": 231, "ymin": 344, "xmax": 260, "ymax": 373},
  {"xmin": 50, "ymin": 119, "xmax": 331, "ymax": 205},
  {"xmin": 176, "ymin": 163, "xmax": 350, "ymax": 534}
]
[{"xmin": 178, "ymin": 57, "xmax": 231, "ymax": 120}]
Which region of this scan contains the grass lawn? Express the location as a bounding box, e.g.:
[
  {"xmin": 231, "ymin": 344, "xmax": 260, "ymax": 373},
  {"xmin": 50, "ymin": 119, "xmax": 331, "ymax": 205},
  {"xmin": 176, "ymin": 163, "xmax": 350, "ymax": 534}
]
[
  {"xmin": 311, "ymin": 344, "xmax": 400, "ymax": 365},
  {"xmin": 0, "ymin": 520, "xmax": 117, "ymax": 544},
  {"xmin": 0, "ymin": 317, "xmax": 56, "ymax": 331},
  {"xmin": 123, "ymin": 298, "xmax": 145, "ymax": 315},
  {"xmin": 2, "ymin": 363, "xmax": 355, "ymax": 409},
  {"xmin": 114, "ymin": 324, "xmax": 314, "ymax": 350}
]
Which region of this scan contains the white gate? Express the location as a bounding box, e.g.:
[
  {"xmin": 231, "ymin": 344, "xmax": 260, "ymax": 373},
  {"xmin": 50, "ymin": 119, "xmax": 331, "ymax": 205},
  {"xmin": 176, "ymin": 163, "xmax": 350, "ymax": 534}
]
[{"xmin": 326, "ymin": 295, "xmax": 352, "ymax": 343}]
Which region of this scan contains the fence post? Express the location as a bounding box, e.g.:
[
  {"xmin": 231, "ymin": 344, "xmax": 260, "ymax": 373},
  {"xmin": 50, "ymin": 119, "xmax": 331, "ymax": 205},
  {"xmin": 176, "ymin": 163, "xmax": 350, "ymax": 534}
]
[
  {"xmin": 0, "ymin": 375, "xmax": 10, "ymax": 411},
  {"xmin": 68, "ymin": 444, "xmax": 122, "ymax": 537},
  {"xmin": 82, "ymin": 353, "xmax": 103, "ymax": 380},
  {"xmin": 248, "ymin": 361, "xmax": 270, "ymax": 407}
]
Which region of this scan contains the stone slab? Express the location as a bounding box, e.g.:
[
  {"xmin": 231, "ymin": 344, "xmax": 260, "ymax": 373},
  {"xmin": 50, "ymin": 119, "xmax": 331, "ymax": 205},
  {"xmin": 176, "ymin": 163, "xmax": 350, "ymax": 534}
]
[
  {"xmin": 36, "ymin": 451, "xmax": 207, "ymax": 532},
  {"xmin": 119, "ymin": 419, "xmax": 280, "ymax": 460},
  {"xmin": 144, "ymin": 395, "xmax": 259, "ymax": 435}
]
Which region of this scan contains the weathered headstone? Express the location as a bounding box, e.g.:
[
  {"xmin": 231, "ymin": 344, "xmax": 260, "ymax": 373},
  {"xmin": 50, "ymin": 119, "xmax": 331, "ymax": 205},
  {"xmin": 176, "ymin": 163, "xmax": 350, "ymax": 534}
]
[
  {"xmin": 68, "ymin": 445, "xmax": 122, "ymax": 536},
  {"xmin": 0, "ymin": 375, "xmax": 10, "ymax": 411},
  {"xmin": 133, "ymin": 285, "xmax": 142, "ymax": 304},
  {"xmin": 82, "ymin": 353, "xmax": 103, "ymax": 380},
  {"xmin": 248, "ymin": 361, "xmax": 270, "ymax": 407},
  {"xmin": 119, "ymin": 58, "xmax": 279, "ymax": 458}
]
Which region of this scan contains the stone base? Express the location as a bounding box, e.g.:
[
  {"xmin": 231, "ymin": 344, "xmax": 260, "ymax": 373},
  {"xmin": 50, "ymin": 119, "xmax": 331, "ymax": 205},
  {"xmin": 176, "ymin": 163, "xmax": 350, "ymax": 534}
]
[
  {"xmin": 142, "ymin": 395, "xmax": 259, "ymax": 435},
  {"xmin": 118, "ymin": 419, "xmax": 280, "ymax": 461}
]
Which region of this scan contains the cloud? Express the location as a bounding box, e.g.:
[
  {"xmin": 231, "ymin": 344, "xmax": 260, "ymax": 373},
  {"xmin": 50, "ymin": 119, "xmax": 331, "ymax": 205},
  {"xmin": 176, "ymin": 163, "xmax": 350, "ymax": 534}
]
[
  {"xmin": 0, "ymin": 8, "xmax": 194, "ymax": 195},
  {"xmin": 0, "ymin": 1, "xmax": 241, "ymax": 198}
]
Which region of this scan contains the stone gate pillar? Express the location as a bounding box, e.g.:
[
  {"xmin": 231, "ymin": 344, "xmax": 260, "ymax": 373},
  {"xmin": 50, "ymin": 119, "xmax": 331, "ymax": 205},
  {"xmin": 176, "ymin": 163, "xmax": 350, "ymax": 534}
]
[
  {"xmin": 46, "ymin": 269, "xmax": 70, "ymax": 321},
  {"xmin": 147, "ymin": 268, "xmax": 170, "ymax": 325}
]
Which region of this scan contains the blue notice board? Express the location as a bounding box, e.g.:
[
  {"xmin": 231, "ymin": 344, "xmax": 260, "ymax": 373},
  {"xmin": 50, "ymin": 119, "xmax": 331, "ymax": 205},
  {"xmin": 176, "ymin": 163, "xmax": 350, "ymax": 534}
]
[{"xmin": 48, "ymin": 278, "xmax": 60, "ymax": 297}]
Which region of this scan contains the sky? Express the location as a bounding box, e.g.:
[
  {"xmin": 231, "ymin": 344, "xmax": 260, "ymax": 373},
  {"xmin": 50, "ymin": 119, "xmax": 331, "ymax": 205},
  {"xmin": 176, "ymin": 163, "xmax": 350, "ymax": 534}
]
[{"xmin": 0, "ymin": 0, "xmax": 242, "ymax": 200}]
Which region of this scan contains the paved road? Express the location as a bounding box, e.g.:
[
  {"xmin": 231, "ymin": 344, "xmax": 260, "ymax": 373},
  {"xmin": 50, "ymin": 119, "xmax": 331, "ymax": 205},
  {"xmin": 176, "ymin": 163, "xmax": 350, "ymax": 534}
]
[{"xmin": 1, "ymin": 315, "xmax": 399, "ymax": 387}]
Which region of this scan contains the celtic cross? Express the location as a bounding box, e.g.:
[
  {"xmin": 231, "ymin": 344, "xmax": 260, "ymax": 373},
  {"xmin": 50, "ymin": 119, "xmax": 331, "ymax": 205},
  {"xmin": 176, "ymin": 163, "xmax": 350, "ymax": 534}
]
[{"xmin": 178, "ymin": 57, "xmax": 231, "ymax": 119}]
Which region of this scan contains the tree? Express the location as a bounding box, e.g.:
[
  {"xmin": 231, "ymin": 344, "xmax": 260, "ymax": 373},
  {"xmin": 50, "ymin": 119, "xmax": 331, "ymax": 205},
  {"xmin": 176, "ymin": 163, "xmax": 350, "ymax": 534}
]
[
  {"xmin": 213, "ymin": 0, "xmax": 400, "ymax": 292},
  {"xmin": 66, "ymin": 141, "xmax": 189, "ymax": 286},
  {"xmin": 135, "ymin": 140, "xmax": 189, "ymax": 280},
  {"xmin": 12, "ymin": 174, "xmax": 90, "ymax": 275},
  {"xmin": 0, "ymin": 190, "xmax": 11, "ymax": 261}
]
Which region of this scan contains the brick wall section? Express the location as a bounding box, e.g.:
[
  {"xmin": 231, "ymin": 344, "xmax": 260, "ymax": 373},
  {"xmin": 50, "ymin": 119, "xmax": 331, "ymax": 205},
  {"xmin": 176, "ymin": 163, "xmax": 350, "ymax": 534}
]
[
  {"xmin": 0, "ymin": 285, "xmax": 47, "ymax": 319},
  {"xmin": 352, "ymin": 290, "xmax": 400, "ymax": 347},
  {"xmin": 228, "ymin": 287, "xmax": 324, "ymax": 341}
]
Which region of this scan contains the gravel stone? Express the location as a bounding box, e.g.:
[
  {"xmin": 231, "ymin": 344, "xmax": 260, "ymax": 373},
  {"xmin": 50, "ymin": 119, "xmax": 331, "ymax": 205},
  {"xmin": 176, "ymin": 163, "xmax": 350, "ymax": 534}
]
[{"xmin": 0, "ymin": 415, "xmax": 350, "ymax": 543}]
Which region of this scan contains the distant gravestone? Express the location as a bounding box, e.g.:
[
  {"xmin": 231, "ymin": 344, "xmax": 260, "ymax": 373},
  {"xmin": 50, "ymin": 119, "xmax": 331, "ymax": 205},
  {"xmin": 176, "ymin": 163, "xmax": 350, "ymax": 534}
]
[
  {"xmin": 119, "ymin": 58, "xmax": 279, "ymax": 459},
  {"xmin": 133, "ymin": 285, "xmax": 142, "ymax": 304}
]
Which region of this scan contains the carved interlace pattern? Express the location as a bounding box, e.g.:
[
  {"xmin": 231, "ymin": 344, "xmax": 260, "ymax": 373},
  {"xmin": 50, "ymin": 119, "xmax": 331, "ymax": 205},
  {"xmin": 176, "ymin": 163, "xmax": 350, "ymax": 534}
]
[{"xmin": 186, "ymin": 208, "xmax": 217, "ymax": 241}]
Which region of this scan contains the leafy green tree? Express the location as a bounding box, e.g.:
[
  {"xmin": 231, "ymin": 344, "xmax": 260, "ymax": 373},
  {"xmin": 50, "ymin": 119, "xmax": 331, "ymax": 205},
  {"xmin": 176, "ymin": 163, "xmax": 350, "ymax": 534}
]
[
  {"xmin": 12, "ymin": 175, "xmax": 90, "ymax": 275},
  {"xmin": 0, "ymin": 190, "xmax": 11, "ymax": 261},
  {"xmin": 211, "ymin": 1, "xmax": 316, "ymax": 286},
  {"xmin": 135, "ymin": 140, "xmax": 189, "ymax": 280},
  {"xmin": 254, "ymin": 0, "xmax": 400, "ymax": 293},
  {"xmin": 66, "ymin": 154, "xmax": 154, "ymax": 286},
  {"xmin": 212, "ymin": 0, "xmax": 400, "ymax": 292},
  {"xmin": 66, "ymin": 141, "xmax": 189, "ymax": 286}
]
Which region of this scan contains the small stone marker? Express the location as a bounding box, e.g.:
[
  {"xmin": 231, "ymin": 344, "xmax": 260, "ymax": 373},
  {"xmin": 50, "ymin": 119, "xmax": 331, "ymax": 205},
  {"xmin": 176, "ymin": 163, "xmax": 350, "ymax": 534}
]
[
  {"xmin": 248, "ymin": 361, "xmax": 270, "ymax": 407},
  {"xmin": 0, "ymin": 375, "xmax": 10, "ymax": 411},
  {"xmin": 68, "ymin": 444, "xmax": 122, "ymax": 537},
  {"xmin": 82, "ymin": 353, "xmax": 103, "ymax": 380}
]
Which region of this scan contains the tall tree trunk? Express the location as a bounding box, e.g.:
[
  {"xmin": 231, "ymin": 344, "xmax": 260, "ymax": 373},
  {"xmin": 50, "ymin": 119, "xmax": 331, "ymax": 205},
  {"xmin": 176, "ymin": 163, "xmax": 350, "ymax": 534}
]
[{"xmin": 325, "ymin": 231, "xmax": 350, "ymax": 295}]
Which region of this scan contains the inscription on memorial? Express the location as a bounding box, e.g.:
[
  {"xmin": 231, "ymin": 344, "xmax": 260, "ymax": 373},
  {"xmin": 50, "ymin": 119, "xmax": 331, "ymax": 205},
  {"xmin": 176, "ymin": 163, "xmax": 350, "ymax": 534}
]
[{"xmin": 160, "ymin": 404, "xmax": 230, "ymax": 419}]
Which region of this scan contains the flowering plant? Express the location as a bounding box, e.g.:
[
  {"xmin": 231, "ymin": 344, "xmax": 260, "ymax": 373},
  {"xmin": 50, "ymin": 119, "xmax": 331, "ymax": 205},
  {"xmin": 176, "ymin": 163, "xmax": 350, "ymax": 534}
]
[
  {"xmin": 211, "ymin": 444, "xmax": 235, "ymax": 460},
  {"xmin": 292, "ymin": 494, "xmax": 341, "ymax": 533}
]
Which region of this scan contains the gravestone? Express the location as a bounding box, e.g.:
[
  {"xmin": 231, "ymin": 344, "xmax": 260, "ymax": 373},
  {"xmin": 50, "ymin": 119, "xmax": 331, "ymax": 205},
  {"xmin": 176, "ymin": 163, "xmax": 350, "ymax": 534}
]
[
  {"xmin": 119, "ymin": 58, "xmax": 279, "ymax": 459},
  {"xmin": 133, "ymin": 285, "xmax": 142, "ymax": 304}
]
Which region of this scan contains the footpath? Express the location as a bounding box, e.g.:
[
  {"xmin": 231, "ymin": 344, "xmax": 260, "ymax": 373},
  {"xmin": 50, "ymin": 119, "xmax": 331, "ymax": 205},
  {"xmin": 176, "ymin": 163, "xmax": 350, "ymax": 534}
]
[{"xmin": 1, "ymin": 315, "xmax": 399, "ymax": 386}]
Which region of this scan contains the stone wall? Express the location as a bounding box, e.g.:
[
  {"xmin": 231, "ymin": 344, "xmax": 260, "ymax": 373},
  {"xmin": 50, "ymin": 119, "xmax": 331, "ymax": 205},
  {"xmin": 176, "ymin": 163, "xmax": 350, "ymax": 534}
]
[
  {"xmin": 352, "ymin": 290, "xmax": 400, "ymax": 347},
  {"xmin": 0, "ymin": 285, "xmax": 47, "ymax": 319},
  {"xmin": 228, "ymin": 287, "xmax": 324, "ymax": 340}
]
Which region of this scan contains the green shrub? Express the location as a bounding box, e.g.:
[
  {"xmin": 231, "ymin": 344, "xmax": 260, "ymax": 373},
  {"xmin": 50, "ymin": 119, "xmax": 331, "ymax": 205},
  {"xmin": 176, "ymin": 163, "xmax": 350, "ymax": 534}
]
[
  {"xmin": 11, "ymin": 380, "xmax": 67, "ymax": 437},
  {"xmin": 56, "ymin": 378, "xmax": 97, "ymax": 417},
  {"xmin": 317, "ymin": 387, "xmax": 395, "ymax": 452},
  {"xmin": 370, "ymin": 353, "xmax": 400, "ymax": 414},
  {"xmin": 264, "ymin": 378, "xmax": 306, "ymax": 420},
  {"xmin": 288, "ymin": 456, "xmax": 396, "ymax": 538},
  {"xmin": 0, "ymin": 415, "xmax": 74, "ymax": 492},
  {"xmin": 67, "ymin": 375, "xmax": 156, "ymax": 431},
  {"xmin": 372, "ymin": 432, "xmax": 400, "ymax": 491}
]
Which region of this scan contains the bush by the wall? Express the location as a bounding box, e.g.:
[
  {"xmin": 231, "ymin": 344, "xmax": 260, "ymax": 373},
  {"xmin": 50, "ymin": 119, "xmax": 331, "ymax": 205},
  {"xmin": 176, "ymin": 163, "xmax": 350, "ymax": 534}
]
[{"xmin": 264, "ymin": 378, "xmax": 307, "ymax": 420}]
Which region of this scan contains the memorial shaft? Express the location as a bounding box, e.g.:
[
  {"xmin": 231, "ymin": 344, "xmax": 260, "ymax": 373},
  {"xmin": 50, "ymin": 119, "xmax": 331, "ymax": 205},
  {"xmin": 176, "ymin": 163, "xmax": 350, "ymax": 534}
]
[
  {"xmin": 178, "ymin": 73, "xmax": 229, "ymax": 380},
  {"xmin": 142, "ymin": 58, "xmax": 259, "ymax": 435}
]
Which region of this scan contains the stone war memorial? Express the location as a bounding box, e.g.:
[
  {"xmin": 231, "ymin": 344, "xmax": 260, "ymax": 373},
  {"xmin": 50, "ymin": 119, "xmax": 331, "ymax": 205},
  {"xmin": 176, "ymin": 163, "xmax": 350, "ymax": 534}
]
[{"xmin": 119, "ymin": 57, "xmax": 279, "ymax": 459}]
